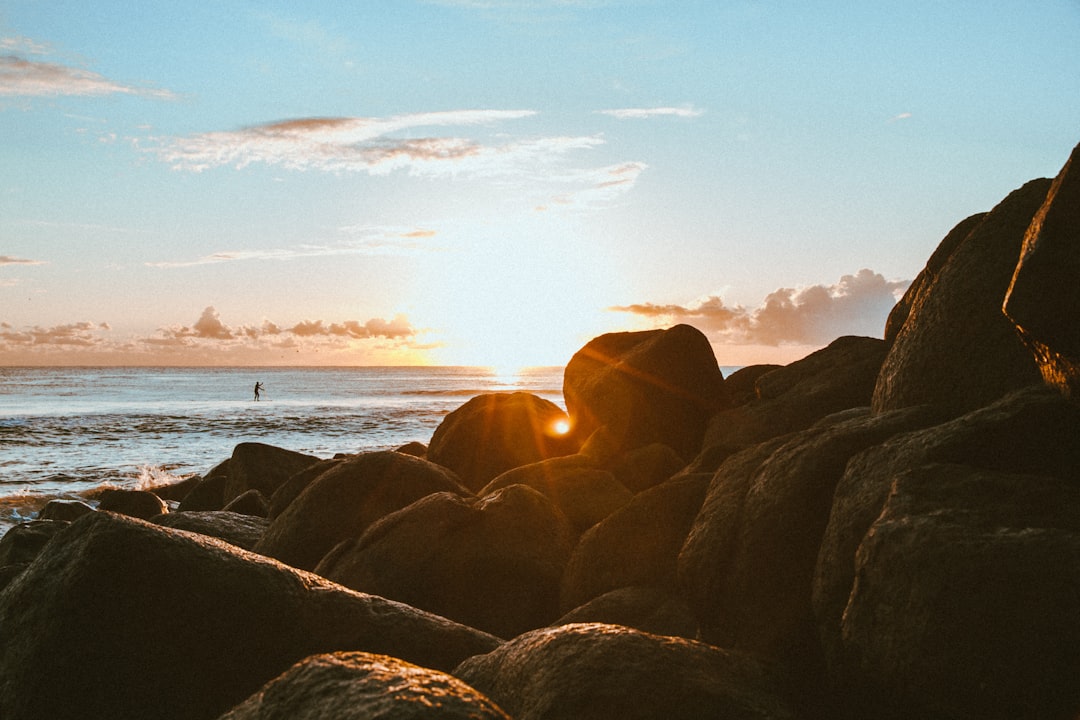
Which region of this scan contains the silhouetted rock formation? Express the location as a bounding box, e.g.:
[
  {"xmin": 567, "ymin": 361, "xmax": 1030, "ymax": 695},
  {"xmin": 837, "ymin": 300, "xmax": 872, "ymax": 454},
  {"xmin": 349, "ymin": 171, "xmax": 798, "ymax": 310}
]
[
  {"xmin": 550, "ymin": 586, "xmax": 699, "ymax": 640},
  {"xmin": 563, "ymin": 324, "xmax": 726, "ymax": 459},
  {"xmin": 1005, "ymin": 141, "xmax": 1080, "ymax": 398},
  {"xmin": 427, "ymin": 392, "xmax": 576, "ymax": 492},
  {"xmin": 223, "ymin": 442, "xmax": 321, "ymax": 506},
  {"xmin": 151, "ymin": 509, "xmax": 268, "ymax": 550},
  {"xmin": 96, "ymin": 487, "xmax": 168, "ymax": 519},
  {"xmin": 221, "ymin": 651, "xmax": 511, "ymax": 720}
]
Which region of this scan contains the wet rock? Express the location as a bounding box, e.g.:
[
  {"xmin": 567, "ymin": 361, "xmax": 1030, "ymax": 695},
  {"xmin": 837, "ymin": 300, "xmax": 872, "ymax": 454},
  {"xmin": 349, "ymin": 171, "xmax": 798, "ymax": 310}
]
[
  {"xmin": 0, "ymin": 512, "xmax": 500, "ymax": 720},
  {"xmin": 317, "ymin": 485, "xmax": 576, "ymax": 639},
  {"xmin": 97, "ymin": 488, "xmax": 168, "ymax": 519},
  {"xmin": 872, "ymin": 179, "xmax": 1049, "ymax": 414},
  {"xmin": 479, "ymin": 455, "xmax": 632, "ymax": 533},
  {"xmin": 147, "ymin": 474, "xmax": 203, "ymax": 503},
  {"xmin": 222, "ymin": 489, "xmax": 270, "ymax": 518},
  {"xmin": 560, "ymin": 474, "xmax": 709, "ymax": 613},
  {"xmin": 223, "ymin": 443, "xmax": 321, "ymax": 507},
  {"xmin": 0, "ymin": 519, "xmax": 68, "ymax": 566},
  {"xmin": 178, "ymin": 460, "xmax": 230, "ymax": 512},
  {"xmin": 255, "ymin": 451, "xmax": 470, "ymax": 571},
  {"xmin": 427, "ymin": 392, "xmax": 575, "ymax": 493},
  {"xmin": 1005, "ymin": 141, "xmax": 1080, "ymax": 398},
  {"xmin": 454, "ymin": 623, "xmax": 798, "ymax": 720},
  {"xmin": 563, "ymin": 324, "xmax": 726, "ymax": 460},
  {"xmin": 550, "ymin": 586, "xmax": 699, "ymax": 640},
  {"xmin": 152, "ymin": 510, "xmax": 269, "ymax": 551},
  {"xmin": 266, "ymin": 457, "xmax": 343, "ymax": 519},
  {"xmin": 394, "ymin": 441, "xmax": 428, "ymax": 458},
  {"xmin": 37, "ymin": 498, "xmax": 95, "ymax": 522},
  {"xmin": 219, "ymin": 651, "xmax": 510, "ymax": 720}
]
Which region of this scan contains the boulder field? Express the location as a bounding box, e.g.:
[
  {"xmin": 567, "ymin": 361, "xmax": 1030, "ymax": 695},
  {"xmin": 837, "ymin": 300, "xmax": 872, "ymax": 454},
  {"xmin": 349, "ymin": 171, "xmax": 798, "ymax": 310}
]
[{"xmin": 1, "ymin": 141, "xmax": 1078, "ymax": 719}]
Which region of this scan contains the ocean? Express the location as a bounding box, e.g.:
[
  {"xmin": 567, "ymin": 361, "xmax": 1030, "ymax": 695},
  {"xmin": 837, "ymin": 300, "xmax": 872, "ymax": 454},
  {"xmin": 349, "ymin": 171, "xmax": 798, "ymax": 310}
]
[{"xmin": 0, "ymin": 365, "xmax": 568, "ymax": 533}]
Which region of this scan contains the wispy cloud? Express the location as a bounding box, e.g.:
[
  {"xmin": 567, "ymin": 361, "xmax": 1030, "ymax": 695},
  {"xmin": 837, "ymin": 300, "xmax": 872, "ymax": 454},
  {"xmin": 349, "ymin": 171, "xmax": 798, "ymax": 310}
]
[
  {"xmin": 611, "ymin": 269, "xmax": 909, "ymax": 346},
  {"xmin": 149, "ymin": 306, "xmax": 417, "ymax": 344},
  {"xmin": 0, "ymin": 321, "xmax": 110, "ymax": 347},
  {"xmin": 0, "ymin": 255, "xmax": 46, "ymax": 266},
  {"xmin": 888, "ymin": 112, "xmax": 913, "ymax": 123},
  {"xmin": 151, "ymin": 110, "xmax": 546, "ymax": 174},
  {"xmin": 598, "ymin": 106, "xmax": 704, "ymax": 120},
  {"xmin": 0, "ymin": 51, "xmax": 174, "ymax": 99},
  {"xmin": 538, "ymin": 160, "xmax": 648, "ymax": 210}
]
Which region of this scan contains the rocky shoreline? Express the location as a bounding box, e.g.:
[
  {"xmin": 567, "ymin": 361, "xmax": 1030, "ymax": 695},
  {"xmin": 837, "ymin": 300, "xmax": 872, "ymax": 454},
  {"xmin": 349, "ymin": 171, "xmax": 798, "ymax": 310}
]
[{"xmin": 0, "ymin": 141, "xmax": 1077, "ymax": 719}]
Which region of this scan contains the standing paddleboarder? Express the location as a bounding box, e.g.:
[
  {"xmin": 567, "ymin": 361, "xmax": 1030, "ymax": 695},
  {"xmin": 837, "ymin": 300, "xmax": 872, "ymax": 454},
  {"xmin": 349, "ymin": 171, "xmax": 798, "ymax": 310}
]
[{"xmin": 254, "ymin": 381, "xmax": 263, "ymax": 401}]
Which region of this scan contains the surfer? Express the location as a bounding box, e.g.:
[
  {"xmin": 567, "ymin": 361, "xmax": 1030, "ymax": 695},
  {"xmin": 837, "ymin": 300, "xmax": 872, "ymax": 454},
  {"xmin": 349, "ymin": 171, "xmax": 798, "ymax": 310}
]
[{"xmin": 254, "ymin": 381, "xmax": 263, "ymax": 401}]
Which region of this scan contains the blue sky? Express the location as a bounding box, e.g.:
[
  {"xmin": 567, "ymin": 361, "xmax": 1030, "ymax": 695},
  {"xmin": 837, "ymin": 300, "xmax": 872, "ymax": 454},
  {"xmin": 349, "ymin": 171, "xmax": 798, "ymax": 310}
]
[{"xmin": 2, "ymin": 0, "xmax": 1079, "ymax": 368}]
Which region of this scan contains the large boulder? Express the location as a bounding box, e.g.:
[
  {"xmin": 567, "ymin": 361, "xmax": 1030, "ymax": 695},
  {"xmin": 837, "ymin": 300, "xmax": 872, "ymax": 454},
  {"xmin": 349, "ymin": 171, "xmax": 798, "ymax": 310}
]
[
  {"xmin": 427, "ymin": 392, "xmax": 575, "ymax": 492},
  {"xmin": 254, "ymin": 451, "xmax": 470, "ymax": 571},
  {"xmin": 0, "ymin": 519, "xmax": 68, "ymax": 566},
  {"xmin": 872, "ymin": 179, "xmax": 1050, "ymax": 414},
  {"xmin": 178, "ymin": 460, "xmax": 231, "ymax": 512},
  {"xmin": 96, "ymin": 488, "xmax": 168, "ymax": 519},
  {"xmin": 152, "ymin": 510, "xmax": 269, "ymax": 551},
  {"xmin": 316, "ymin": 485, "xmax": 576, "ymax": 639},
  {"xmin": 37, "ymin": 498, "xmax": 95, "ymax": 522},
  {"xmin": 563, "ymin": 324, "xmax": 726, "ymax": 459},
  {"xmin": 223, "ymin": 443, "xmax": 321, "ymax": 507},
  {"xmin": 560, "ymin": 474, "xmax": 710, "ymax": 613},
  {"xmin": 549, "ymin": 586, "xmax": 699, "ymax": 640},
  {"xmin": 814, "ymin": 385, "xmax": 1080, "ymax": 719},
  {"xmin": 454, "ymin": 623, "xmax": 799, "ymax": 720},
  {"xmin": 699, "ymin": 336, "xmax": 887, "ymax": 470},
  {"xmin": 1004, "ymin": 141, "xmax": 1080, "ymax": 398},
  {"xmin": 266, "ymin": 457, "xmax": 344, "ymax": 519},
  {"xmin": 0, "ymin": 512, "xmax": 500, "ymax": 720},
  {"xmin": 479, "ymin": 455, "xmax": 632, "ymax": 533},
  {"xmin": 219, "ymin": 651, "xmax": 510, "ymax": 720}
]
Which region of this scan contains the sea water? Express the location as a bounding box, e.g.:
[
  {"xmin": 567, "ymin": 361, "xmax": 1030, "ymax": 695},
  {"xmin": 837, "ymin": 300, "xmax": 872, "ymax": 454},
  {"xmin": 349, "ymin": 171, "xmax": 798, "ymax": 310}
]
[{"xmin": 0, "ymin": 365, "xmax": 566, "ymax": 532}]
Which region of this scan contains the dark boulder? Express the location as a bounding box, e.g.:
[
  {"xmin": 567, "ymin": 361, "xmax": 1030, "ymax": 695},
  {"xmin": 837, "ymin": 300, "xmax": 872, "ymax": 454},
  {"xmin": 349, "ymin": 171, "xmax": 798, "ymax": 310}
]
[
  {"xmin": 254, "ymin": 451, "xmax": 469, "ymax": 571},
  {"xmin": 722, "ymin": 364, "xmax": 783, "ymax": 406},
  {"xmin": 0, "ymin": 512, "xmax": 500, "ymax": 720},
  {"xmin": 1005, "ymin": 141, "xmax": 1080, "ymax": 398},
  {"xmin": 147, "ymin": 473, "xmax": 203, "ymax": 503},
  {"xmin": 223, "ymin": 443, "xmax": 320, "ymax": 507},
  {"xmin": 609, "ymin": 442, "xmax": 686, "ymax": 493},
  {"xmin": 37, "ymin": 498, "xmax": 95, "ymax": 522},
  {"xmin": 394, "ymin": 441, "xmax": 428, "ymax": 457},
  {"xmin": 222, "ymin": 489, "xmax": 270, "ymax": 518},
  {"xmin": 454, "ymin": 623, "xmax": 798, "ymax": 720},
  {"xmin": 550, "ymin": 586, "xmax": 698, "ymax": 640},
  {"xmin": 560, "ymin": 474, "xmax": 710, "ymax": 613},
  {"xmin": 479, "ymin": 455, "xmax": 631, "ymax": 533},
  {"xmin": 316, "ymin": 485, "xmax": 576, "ymax": 639},
  {"xmin": 219, "ymin": 651, "xmax": 510, "ymax": 720},
  {"xmin": 699, "ymin": 336, "xmax": 886, "ymax": 471},
  {"xmin": 266, "ymin": 457, "xmax": 343, "ymax": 519},
  {"xmin": 427, "ymin": 392, "xmax": 575, "ymax": 492},
  {"xmin": 0, "ymin": 519, "xmax": 68, "ymax": 566},
  {"xmin": 563, "ymin": 324, "xmax": 726, "ymax": 460},
  {"xmin": 872, "ymin": 179, "xmax": 1049, "ymax": 414},
  {"xmin": 96, "ymin": 488, "xmax": 168, "ymax": 519},
  {"xmin": 152, "ymin": 510, "xmax": 268, "ymax": 551},
  {"xmin": 178, "ymin": 460, "xmax": 230, "ymax": 512},
  {"xmin": 812, "ymin": 386, "xmax": 1080, "ymax": 720}
]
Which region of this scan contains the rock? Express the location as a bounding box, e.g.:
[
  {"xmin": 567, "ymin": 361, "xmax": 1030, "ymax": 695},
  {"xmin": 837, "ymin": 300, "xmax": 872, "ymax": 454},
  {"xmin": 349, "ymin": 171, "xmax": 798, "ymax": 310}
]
[
  {"xmin": 721, "ymin": 364, "xmax": 783, "ymax": 406},
  {"xmin": 266, "ymin": 457, "xmax": 343, "ymax": 519},
  {"xmin": 147, "ymin": 474, "xmax": 203, "ymax": 503},
  {"xmin": 563, "ymin": 324, "xmax": 727, "ymax": 459},
  {"xmin": 219, "ymin": 651, "xmax": 510, "ymax": 720},
  {"xmin": 560, "ymin": 474, "xmax": 710, "ymax": 613},
  {"xmin": 316, "ymin": 485, "xmax": 576, "ymax": 639},
  {"xmin": 254, "ymin": 451, "xmax": 470, "ymax": 571},
  {"xmin": 479, "ymin": 455, "xmax": 632, "ymax": 533},
  {"xmin": 0, "ymin": 564, "xmax": 26, "ymax": 593},
  {"xmin": 0, "ymin": 512, "xmax": 500, "ymax": 720},
  {"xmin": 814, "ymin": 385, "xmax": 1080, "ymax": 719},
  {"xmin": 550, "ymin": 586, "xmax": 699, "ymax": 640},
  {"xmin": 37, "ymin": 498, "xmax": 95, "ymax": 522},
  {"xmin": 0, "ymin": 519, "xmax": 68, "ymax": 566},
  {"xmin": 834, "ymin": 463, "xmax": 1080, "ymax": 719},
  {"xmin": 152, "ymin": 511, "xmax": 269, "ymax": 551},
  {"xmin": 394, "ymin": 441, "xmax": 427, "ymax": 457},
  {"xmin": 872, "ymin": 179, "xmax": 1050, "ymax": 414},
  {"xmin": 454, "ymin": 623, "xmax": 799, "ymax": 720},
  {"xmin": 699, "ymin": 337, "xmax": 887, "ymax": 471},
  {"xmin": 96, "ymin": 488, "xmax": 168, "ymax": 519},
  {"xmin": 427, "ymin": 392, "xmax": 575, "ymax": 493},
  {"xmin": 609, "ymin": 443, "xmax": 686, "ymax": 493},
  {"xmin": 178, "ymin": 460, "xmax": 230, "ymax": 512},
  {"xmin": 678, "ymin": 405, "xmax": 946, "ymax": 713},
  {"xmin": 1005, "ymin": 141, "xmax": 1080, "ymax": 398},
  {"xmin": 223, "ymin": 443, "xmax": 321, "ymax": 507},
  {"xmin": 222, "ymin": 489, "xmax": 270, "ymax": 518}
]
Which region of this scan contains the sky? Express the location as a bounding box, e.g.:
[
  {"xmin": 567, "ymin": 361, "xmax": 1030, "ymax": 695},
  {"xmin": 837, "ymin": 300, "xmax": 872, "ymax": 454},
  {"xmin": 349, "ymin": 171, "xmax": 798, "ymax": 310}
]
[{"xmin": 2, "ymin": 1, "xmax": 1079, "ymax": 370}]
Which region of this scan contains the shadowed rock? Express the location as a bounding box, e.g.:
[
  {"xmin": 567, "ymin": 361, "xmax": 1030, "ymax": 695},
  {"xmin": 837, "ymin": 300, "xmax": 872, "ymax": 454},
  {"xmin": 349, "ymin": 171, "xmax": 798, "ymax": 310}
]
[
  {"xmin": 550, "ymin": 586, "xmax": 698, "ymax": 640},
  {"xmin": 152, "ymin": 510, "xmax": 268, "ymax": 550},
  {"xmin": 266, "ymin": 457, "xmax": 344, "ymax": 519},
  {"xmin": 219, "ymin": 651, "xmax": 510, "ymax": 720},
  {"xmin": 222, "ymin": 489, "xmax": 270, "ymax": 518},
  {"xmin": 454, "ymin": 623, "xmax": 799, "ymax": 720},
  {"xmin": 316, "ymin": 485, "xmax": 576, "ymax": 639},
  {"xmin": 223, "ymin": 443, "xmax": 321, "ymax": 507},
  {"xmin": 97, "ymin": 488, "xmax": 168, "ymax": 519},
  {"xmin": 872, "ymin": 179, "xmax": 1049, "ymax": 414},
  {"xmin": 479, "ymin": 455, "xmax": 632, "ymax": 533},
  {"xmin": 560, "ymin": 474, "xmax": 709, "ymax": 613},
  {"xmin": 609, "ymin": 442, "xmax": 687, "ymax": 493},
  {"xmin": 37, "ymin": 498, "xmax": 95, "ymax": 522},
  {"xmin": 1005, "ymin": 141, "xmax": 1080, "ymax": 398},
  {"xmin": 255, "ymin": 451, "xmax": 470, "ymax": 571},
  {"xmin": 0, "ymin": 512, "xmax": 500, "ymax": 720},
  {"xmin": 0, "ymin": 519, "xmax": 68, "ymax": 566},
  {"xmin": 178, "ymin": 460, "xmax": 230, "ymax": 512},
  {"xmin": 563, "ymin": 324, "xmax": 726, "ymax": 460},
  {"xmin": 427, "ymin": 392, "xmax": 575, "ymax": 493}
]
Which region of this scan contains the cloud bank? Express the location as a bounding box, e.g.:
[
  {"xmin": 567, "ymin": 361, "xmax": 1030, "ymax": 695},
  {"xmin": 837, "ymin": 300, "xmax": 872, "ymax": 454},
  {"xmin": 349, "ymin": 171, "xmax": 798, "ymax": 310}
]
[{"xmin": 611, "ymin": 269, "xmax": 909, "ymax": 347}]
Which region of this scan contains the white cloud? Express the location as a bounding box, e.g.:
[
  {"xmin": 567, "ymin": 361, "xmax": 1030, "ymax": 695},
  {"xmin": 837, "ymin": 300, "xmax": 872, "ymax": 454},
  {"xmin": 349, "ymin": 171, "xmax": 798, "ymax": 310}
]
[
  {"xmin": 598, "ymin": 106, "xmax": 704, "ymax": 120},
  {"xmin": 0, "ymin": 54, "xmax": 175, "ymax": 99},
  {"xmin": 0, "ymin": 255, "xmax": 46, "ymax": 266},
  {"xmin": 610, "ymin": 269, "xmax": 910, "ymax": 346}
]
